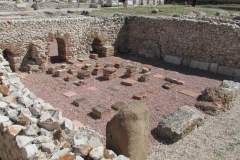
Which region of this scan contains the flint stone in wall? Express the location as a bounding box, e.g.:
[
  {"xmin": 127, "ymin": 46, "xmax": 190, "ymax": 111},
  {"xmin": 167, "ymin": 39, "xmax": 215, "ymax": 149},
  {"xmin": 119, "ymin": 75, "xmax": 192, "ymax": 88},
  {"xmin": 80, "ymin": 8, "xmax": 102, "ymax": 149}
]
[
  {"xmin": 25, "ymin": 124, "xmax": 39, "ymax": 136},
  {"xmin": 106, "ymin": 101, "xmax": 149, "ymax": 160},
  {"xmin": 88, "ymin": 136, "xmax": 103, "ymax": 148},
  {"xmin": 163, "ymin": 54, "xmax": 183, "ymax": 65},
  {"xmin": 76, "ymin": 156, "xmax": 84, "ymax": 160},
  {"xmin": 38, "ymin": 118, "xmax": 60, "ymax": 131},
  {"xmin": 113, "ymin": 155, "xmax": 130, "ymax": 160},
  {"xmin": 157, "ymin": 105, "xmax": 205, "ymax": 143},
  {"xmin": 40, "ymin": 128, "xmax": 51, "ymax": 136},
  {"xmin": 42, "ymin": 103, "xmax": 55, "ymax": 110},
  {"xmin": 7, "ymin": 125, "xmax": 24, "ymax": 136},
  {"xmin": 52, "ymin": 110, "xmax": 63, "ymax": 120},
  {"xmin": 5, "ymin": 107, "xmax": 18, "ymax": 121},
  {"xmin": 17, "ymin": 108, "xmax": 38, "ymax": 124},
  {"xmin": 74, "ymin": 130, "xmax": 89, "ymax": 145},
  {"xmin": 42, "ymin": 142, "xmax": 56, "ymax": 153},
  {"xmin": 40, "ymin": 110, "xmax": 52, "ymax": 121},
  {"xmin": 89, "ymin": 145, "xmax": 104, "ymax": 160},
  {"xmin": 64, "ymin": 118, "xmax": 74, "ymax": 134},
  {"xmin": 73, "ymin": 144, "xmax": 93, "ymax": 157},
  {"xmin": 0, "ymin": 121, "xmax": 12, "ymax": 132},
  {"xmin": 16, "ymin": 135, "xmax": 34, "ymax": 148},
  {"xmin": 0, "ymin": 101, "xmax": 8, "ymax": 109},
  {"xmin": 0, "ymin": 115, "xmax": 9, "ymax": 123},
  {"xmin": 21, "ymin": 144, "xmax": 38, "ymax": 159},
  {"xmin": 189, "ymin": 60, "xmax": 210, "ymax": 71},
  {"xmin": 18, "ymin": 96, "xmax": 33, "ymax": 107},
  {"xmin": 50, "ymin": 148, "xmax": 70, "ymax": 160}
]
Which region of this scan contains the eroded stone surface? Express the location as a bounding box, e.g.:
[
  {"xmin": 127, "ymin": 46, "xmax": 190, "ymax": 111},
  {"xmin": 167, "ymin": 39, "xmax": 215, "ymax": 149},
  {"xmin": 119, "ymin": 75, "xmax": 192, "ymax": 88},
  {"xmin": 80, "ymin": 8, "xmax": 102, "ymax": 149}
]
[{"xmin": 157, "ymin": 105, "xmax": 205, "ymax": 143}]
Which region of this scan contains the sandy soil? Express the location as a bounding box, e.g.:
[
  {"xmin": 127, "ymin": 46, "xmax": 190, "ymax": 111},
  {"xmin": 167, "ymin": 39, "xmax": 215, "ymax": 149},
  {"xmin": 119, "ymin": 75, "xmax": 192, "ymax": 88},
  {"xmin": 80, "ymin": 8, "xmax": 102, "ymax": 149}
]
[{"xmin": 20, "ymin": 54, "xmax": 238, "ymax": 158}]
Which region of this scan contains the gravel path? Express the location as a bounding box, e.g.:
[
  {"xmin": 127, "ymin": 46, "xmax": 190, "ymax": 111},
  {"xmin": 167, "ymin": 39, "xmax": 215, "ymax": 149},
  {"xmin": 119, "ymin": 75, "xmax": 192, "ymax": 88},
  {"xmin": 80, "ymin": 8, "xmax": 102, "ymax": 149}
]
[
  {"xmin": 148, "ymin": 97, "xmax": 240, "ymax": 160},
  {"xmin": 19, "ymin": 54, "xmax": 237, "ymax": 158}
]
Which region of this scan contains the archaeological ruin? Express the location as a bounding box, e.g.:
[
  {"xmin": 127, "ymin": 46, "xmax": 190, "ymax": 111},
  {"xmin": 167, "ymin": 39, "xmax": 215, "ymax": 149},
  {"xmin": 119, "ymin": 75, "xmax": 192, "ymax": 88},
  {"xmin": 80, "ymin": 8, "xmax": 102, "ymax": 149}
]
[{"xmin": 0, "ymin": 0, "xmax": 240, "ymax": 160}]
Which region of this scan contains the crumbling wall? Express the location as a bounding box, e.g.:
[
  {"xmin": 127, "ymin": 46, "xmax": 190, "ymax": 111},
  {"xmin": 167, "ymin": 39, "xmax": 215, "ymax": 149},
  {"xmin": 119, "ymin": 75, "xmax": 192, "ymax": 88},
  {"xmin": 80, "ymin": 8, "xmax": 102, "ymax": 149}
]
[
  {"xmin": 0, "ymin": 51, "xmax": 128, "ymax": 160},
  {"xmin": 0, "ymin": 15, "xmax": 126, "ymax": 71},
  {"xmin": 125, "ymin": 16, "xmax": 240, "ymax": 68},
  {"xmin": 0, "ymin": 14, "xmax": 240, "ymax": 74}
]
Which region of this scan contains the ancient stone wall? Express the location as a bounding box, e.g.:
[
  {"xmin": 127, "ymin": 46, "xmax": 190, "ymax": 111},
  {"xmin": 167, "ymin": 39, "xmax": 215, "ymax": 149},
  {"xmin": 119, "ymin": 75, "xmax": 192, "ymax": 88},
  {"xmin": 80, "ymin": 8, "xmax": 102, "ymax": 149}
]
[
  {"xmin": 0, "ymin": 15, "xmax": 125, "ymax": 71},
  {"xmin": 125, "ymin": 16, "xmax": 240, "ymax": 68},
  {"xmin": 0, "ymin": 15, "xmax": 240, "ymax": 74}
]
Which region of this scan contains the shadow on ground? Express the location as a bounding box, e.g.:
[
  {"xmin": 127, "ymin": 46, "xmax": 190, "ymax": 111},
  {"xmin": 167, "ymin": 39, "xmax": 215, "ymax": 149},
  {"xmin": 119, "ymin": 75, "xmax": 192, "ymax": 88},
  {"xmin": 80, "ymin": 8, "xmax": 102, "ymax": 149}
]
[{"xmin": 114, "ymin": 53, "xmax": 236, "ymax": 83}]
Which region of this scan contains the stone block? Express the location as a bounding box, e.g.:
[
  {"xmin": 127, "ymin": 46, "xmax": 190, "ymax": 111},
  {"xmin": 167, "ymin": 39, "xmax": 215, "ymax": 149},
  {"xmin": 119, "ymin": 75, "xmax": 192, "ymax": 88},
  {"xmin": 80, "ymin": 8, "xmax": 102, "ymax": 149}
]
[
  {"xmin": 163, "ymin": 54, "xmax": 183, "ymax": 65},
  {"xmin": 139, "ymin": 74, "xmax": 150, "ymax": 82},
  {"xmin": 189, "ymin": 60, "xmax": 210, "ymax": 71},
  {"xmin": 157, "ymin": 105, "xmax": 205, "ymax": 143},
  {"xmin": 90, "ymin": 54, "xmax": 98, "ymax": 60},
  {"xmin": 132, "ymin": 92, "xmax": 147, "ymax": 100},
  {"xmin": 104, "ymin": 63, "xmax": 114, "ymax": 68},
  {"xmin": 114, "ymin": 62, "xmax": 123, "ymax": 68},
  {"xmin": 103, "ymin": 67, "xmax": 117, "ymax": 74},
  {"xmin": 121, "ymin": 79, "xmax": 138, "ymax": 86},
  {"xmin": 111, "ymin": 102, "xmax": 127, "ymax": 111},
  {"xmin": 92, "ymin": 104, "xmax": 111, "ymax": 118},
  {"xmin": 142, "ymin": 67, "xmax": 150, "ymax": 73},
  {"xmin": 72, "ymin": 98, "xmax": 89, "ymax": 107},
  {"xmin": 106, "ymin": 101, "xmax": 149, "ymax": 160},
  {"xmin": 209, "ymin": 63, "xmax": 219, "ymax": 73},
  {"xmin": 74, "ymin": 80, "xmax": 86, "ymax": 86},
  {"xmin": 77, "ymin": 70, "xmax": 91, "ymax": 79},
  {"xmin": 103, "ymin": 73, "xmax": 117, "ymax": 80},
  {"xmin": 102, "ymin": 46, "xmax": 114, "ymax": 57},
  {"xmin": 217, "ymin": 66, "xmax": 235, "ymax": 76},
  {"xmin": 54, "ymin": 70, "xmax": 64, "ymax": 77},
  {"xmin": 162, "ymin": 82, "xmax": 176, "ymax": 89},
  {"xmin": 147, "ymin": 88, "xmax": 160, "ymax": 94},
  {"xmin": 51, "ymin": 148, "xmax": 70, "ymax": 160}
]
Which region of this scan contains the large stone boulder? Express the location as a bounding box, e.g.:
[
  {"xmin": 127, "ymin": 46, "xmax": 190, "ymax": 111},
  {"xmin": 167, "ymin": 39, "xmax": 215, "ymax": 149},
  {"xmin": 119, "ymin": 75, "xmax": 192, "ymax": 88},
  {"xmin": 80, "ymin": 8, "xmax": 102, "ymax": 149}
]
[
  {"xmin": 196, "ymin": 86, "xmax": 233, "ymax": 115},
  {"xmin": 157, "ymin": 105, "xmax": 205, "ymax": 143},
  {"xmin": 106, "ymin": 101, "xmax": 149, "ymax": 160}
]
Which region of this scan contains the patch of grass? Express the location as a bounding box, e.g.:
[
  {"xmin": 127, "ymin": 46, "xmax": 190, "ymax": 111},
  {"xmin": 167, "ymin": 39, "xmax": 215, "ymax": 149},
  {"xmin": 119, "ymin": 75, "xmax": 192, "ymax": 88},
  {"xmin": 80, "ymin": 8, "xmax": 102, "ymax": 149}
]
[
  {"xmin": 222, "ymin": 83, "xmax": 230, "ymax": 88},
  {"xmin": 90, "ymin": 4, "xmax": 240, "ymax": 18},
  {"xmin": 213, "ymin": 151, "xmax": 224, "ymax": 158},
  {"xmin": 227, "ymin": 141, "xmax": 240, "ymax": 151}
]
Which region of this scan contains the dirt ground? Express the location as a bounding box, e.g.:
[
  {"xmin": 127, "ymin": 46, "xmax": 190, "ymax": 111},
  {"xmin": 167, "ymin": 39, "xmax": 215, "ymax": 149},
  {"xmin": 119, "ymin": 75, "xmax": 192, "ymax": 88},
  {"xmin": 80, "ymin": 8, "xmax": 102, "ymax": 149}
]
[{"xmin": 19, "ymin": 53, "xmax": 239, "ymax": 159}]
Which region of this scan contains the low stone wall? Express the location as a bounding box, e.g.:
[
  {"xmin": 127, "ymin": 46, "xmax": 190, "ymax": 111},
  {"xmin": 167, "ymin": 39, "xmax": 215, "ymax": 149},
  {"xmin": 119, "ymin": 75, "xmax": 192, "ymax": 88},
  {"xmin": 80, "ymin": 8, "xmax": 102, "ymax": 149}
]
[
  {"xmin": 125, "ymin": 16, "xmax": 240, "ymax": 69},
  {"xmin": 0, "ymin": 51, "xmax": 128, "ymax": 160}
]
